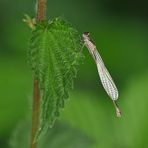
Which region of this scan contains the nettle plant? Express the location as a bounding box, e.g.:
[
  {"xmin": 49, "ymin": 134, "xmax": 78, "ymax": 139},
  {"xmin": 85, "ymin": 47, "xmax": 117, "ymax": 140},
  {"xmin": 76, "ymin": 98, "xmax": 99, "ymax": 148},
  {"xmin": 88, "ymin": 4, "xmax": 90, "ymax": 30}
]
[
  {"xmin": 21, "ymin": 0, "xmax": 121, "ymax": 148},
  {"xmin": 23, "ymin": 1, "xmax": 85, "ymax": 147}
]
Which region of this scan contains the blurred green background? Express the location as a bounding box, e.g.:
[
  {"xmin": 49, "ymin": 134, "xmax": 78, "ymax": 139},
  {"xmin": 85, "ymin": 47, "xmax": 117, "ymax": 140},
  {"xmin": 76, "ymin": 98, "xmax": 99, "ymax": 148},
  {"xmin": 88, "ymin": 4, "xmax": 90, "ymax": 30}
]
[{"xmin": 0, "ymin": 0, "xmax": 148, "ymax": 148}]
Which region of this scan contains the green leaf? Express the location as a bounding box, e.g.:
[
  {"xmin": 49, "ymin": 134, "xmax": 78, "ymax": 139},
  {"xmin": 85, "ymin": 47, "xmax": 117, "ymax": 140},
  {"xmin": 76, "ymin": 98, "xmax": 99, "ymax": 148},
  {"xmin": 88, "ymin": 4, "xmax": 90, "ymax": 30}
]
[
  {"xmin": 115, "ymin": 72, "xmax": 148, "ymax": 148},
  {"xmin": 9, "ymin": 122, "xmax": 94, "ymax": 148},
  {"xmin": 28, "ymin": 17, "xmax": 84, "ymax": 140},
  {"xmin": 40, "ymin": 122, "xmax": 94, "ymax": 148},
  {"xmin": 61, "ymin": 72, "xmax": 148, "ymax": 148},
  {"xmin": 9, "ymin": 121, "xmax": 30, "ymax": 148},
  {"xmin": 61, "ymin": 91, "xmax": 116, "ymax": 148}
]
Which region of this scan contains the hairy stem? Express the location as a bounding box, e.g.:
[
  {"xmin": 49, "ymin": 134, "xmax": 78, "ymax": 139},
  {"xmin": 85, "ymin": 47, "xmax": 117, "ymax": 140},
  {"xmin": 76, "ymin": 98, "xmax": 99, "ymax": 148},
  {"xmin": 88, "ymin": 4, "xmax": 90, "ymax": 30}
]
[
  {"xmin": 30, "ymin": 79, "xmax": 40, "ymax": 148},
  {"xmin": 30, "ymin": 0, "xmax": 46, "ymax": 148},
  {"xmin": 37, "ymin": 0, "xmax": 46, "ymax": 21}
]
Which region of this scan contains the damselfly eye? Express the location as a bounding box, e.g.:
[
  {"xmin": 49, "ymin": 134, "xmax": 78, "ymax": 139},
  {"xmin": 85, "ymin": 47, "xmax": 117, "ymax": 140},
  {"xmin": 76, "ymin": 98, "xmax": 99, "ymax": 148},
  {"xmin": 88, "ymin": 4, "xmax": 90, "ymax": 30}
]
[{"xmin": 83, "ymin": 32, "xmax": 90, "ymax": 36}]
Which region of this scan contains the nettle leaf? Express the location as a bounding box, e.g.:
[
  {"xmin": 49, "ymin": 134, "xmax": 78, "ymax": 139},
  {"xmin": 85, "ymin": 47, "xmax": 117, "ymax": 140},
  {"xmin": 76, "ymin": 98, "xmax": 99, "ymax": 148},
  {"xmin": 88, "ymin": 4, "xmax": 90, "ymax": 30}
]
[
  {"xmin": 9, "ymin": 122, "xmax": 94, "ymax": 148},
  {"xmin": 28, "ymin": 17, "xmax": 84, "ymax": 140}
]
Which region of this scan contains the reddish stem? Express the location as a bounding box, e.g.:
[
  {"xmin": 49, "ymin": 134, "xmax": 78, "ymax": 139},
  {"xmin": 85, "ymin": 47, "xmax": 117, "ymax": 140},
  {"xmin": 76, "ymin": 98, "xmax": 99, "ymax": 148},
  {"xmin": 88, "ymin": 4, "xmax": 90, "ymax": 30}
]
[
  {"xmin": 30, "ymin": 0, "xmax": 46, "ymax": 147},
  {"xmin": 30, "ymin": 79, "xmax": 40, "ymax": 148},
  {"xmin": 37, "ymin": 0, "xmax": 46, "ymax": 21}
]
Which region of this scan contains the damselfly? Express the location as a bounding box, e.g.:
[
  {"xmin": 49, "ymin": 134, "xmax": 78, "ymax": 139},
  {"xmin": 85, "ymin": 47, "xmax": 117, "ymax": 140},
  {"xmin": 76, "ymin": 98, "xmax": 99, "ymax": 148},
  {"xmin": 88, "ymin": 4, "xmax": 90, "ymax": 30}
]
[{"xmin": 83, "ymin": 32, "xmax": 121, "ymax": 117}]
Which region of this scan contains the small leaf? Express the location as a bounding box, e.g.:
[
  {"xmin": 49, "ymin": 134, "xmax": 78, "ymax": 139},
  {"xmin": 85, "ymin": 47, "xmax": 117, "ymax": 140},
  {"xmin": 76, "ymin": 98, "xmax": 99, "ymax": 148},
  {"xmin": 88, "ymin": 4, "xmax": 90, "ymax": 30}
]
[
  {"xmin": 9, "ymin": 121, "xmax": 30, "ymax": 148},
  {"xmin": 28, "ymin": 17, "xmax": 84, "ymax": 140},
  {"xmin": 9, "ymin": 121, "xmax": 94, "ymax": 148},
  {"xmin": 40, "ymin": 122, "xmax": 94, "ymax": 148}
]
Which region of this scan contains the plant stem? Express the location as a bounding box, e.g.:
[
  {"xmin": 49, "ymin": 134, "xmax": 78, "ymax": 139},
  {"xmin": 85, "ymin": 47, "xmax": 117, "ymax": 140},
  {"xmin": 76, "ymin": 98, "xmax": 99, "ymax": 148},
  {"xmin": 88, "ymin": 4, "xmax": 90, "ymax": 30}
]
[
  {"xmin": 30, "ymin": 79, "xmax": 40, "ymax": 148},
  {"xmin": 30, "ymin": 0, "xmax": 46, "ymax": 148},
  {"xmin": 37, "ymin": 0, "xmax": 46, "ymax": 21}
]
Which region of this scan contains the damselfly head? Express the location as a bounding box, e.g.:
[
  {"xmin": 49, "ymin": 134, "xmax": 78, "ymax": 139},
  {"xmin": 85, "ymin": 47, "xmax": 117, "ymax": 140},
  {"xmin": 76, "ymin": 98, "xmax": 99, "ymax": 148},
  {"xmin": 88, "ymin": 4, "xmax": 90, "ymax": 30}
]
[{"xmin": 83, "ymin": 32, "xmax": 90, "ymax": 37}]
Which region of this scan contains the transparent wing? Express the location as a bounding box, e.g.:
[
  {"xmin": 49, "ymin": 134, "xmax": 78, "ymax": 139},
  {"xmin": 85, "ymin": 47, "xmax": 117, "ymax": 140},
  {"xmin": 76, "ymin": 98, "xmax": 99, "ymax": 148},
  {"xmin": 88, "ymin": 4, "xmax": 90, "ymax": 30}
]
[{"xmin": 93, "ymin": 49, "xmax": 118, "ymax": 101}]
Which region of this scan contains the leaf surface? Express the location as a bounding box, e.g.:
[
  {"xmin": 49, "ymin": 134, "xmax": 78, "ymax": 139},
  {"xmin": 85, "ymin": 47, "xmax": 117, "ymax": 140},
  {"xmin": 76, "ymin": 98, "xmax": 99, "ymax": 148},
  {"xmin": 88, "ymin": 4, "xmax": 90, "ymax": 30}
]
[
  {"xmin": 28, "ymin": 17, "xmax": 84, "ymax": 140},
  {"xmin": 9, "ymin": 122, "xmax": 93, "ymax": 148}
]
